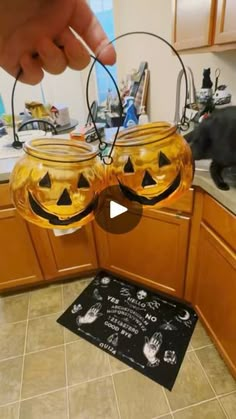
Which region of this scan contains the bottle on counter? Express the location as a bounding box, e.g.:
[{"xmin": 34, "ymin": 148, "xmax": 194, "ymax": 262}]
[{"xmin": 138, "ymin": 105, "xmax": 149, "ymax": 125}]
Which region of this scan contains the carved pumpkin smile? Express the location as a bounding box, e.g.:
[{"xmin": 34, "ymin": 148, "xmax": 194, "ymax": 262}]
[
  {"xmin": 28, "ymin": 191, "xmax": 98, "ymax": 226},
  {"xmin": 118, "ymin": 171, "xmax": 181, "ymax": 206}
]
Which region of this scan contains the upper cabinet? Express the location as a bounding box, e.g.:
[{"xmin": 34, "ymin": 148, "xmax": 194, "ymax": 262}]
[
  {"xmin": 172, "ymin": 0, "xmax": 216, "ymax": 50},
  {"xmin": 173, "ymin": 0, "xmax": 236, "ymax": 51},
  {"xmin": 214, "ymin": 0, "xmax": 236, "ymax": 44}
]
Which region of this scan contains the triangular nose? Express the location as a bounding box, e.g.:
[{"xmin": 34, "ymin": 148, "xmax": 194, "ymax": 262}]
[
  {"xmin": 57, "ymin": 189, "xmax": 72, "ymax": 206},
  {"xmin": 142, "ymin": 171, "xmax": 157, "ymax": 188}
]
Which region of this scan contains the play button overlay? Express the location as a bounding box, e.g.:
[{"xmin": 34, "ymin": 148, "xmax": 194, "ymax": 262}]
[
  {"xmin": 95, "ymin": 185, "xmax": 143, "ymax": 234},
  {"xmin": 110, "ymin": 201, "xmax": 128, "ymax": 219}
]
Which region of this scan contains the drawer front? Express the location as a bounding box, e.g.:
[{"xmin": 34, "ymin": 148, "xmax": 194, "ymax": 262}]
[
  {"xmin": 203, "ymin": 194, "xmax": 236, "ymax": 251},
  {"xmin": 0, "ymin": 182, "xmax": 13, "ymax": 208}
]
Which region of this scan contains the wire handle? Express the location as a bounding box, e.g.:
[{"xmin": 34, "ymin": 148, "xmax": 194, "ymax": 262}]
[{"xmin": 86, "ymin": 31, "xmax": 189, "ymax": 162}]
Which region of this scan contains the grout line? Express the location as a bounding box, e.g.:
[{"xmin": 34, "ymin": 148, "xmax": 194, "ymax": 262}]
[
  {"xmin": 18, "ymin": 387, "xmax": 67, "ymax": 404},
  {"xmin": 17, "ymin": 292, "xmax": 30, "ymax": 419},
  {"xmin": 0, "ymin": 311, "xmax": 63, "ymax": 328},
  {"xmin": 169, "ymin": 397, "xmax": 217, "ymax": 415},
  {"xmin": 192, "ymin": 350, "xmax": 229, "ymax": 419},
  {"xmin": 107, "ymin": 357, "xmax": 122, "ymax": 419},
  {"xmin": 61, "ymin": 284, "xmax": 70, "ymax": 419},
  {"xmin": 161, "ymin": 387, "xmax": 174, "ymax": 419},
  {"xmin": 191, "ymin": 343, "xmax": 214, "ymax": 351}
]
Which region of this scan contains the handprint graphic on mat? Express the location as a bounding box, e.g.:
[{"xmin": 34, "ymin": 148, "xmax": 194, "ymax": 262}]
[
  {"xmin": 143, "ymin": 332, "xmax": 163, "ymax": 367},
  {"xmin": 76, "ymin": 303, "xmax": 103, "ymax": 326}
]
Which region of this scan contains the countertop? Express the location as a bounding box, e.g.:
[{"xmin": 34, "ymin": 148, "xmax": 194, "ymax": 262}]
[{"xmin": 1, "ymin": 156, "xmax": 235, "ymax": 215}]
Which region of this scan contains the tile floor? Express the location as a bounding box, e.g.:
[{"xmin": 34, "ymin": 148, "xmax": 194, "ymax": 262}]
[{"xmin": 0, "ymin": 277, "xmax": 235, "ymax": 419}]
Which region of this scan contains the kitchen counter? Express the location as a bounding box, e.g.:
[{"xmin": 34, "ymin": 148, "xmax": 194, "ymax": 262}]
[{"xmin": 1, "ymin": 156, "xmax": 235, "ymax": 215}]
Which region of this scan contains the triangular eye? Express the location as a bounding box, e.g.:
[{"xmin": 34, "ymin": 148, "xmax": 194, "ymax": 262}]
[
  {"xmin": 142, "ymin": 171, "xmax": 157, "ymax": 188},
  {"xmin": 124, "ymin": 157, "xmax": 135, "ymax": 173},
  {"xmin": 159, "ymin": 152, "xmax": 171, "ymax": 167},
  {"xmin": 57, "ymin": 189, "xmax": 72, "ymax": 206},
  {"xmin": 39, "ymin": 172, "xmax": 51, "ymax": 188},
  {"xmin": 77, "ymin": 174, "xmax": 90, "ymax": 189}
]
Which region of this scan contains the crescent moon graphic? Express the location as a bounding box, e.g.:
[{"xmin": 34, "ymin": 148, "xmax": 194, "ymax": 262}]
[{"xmin": 178, "ymin": 310, "xmax": 190, "ymax": 321}]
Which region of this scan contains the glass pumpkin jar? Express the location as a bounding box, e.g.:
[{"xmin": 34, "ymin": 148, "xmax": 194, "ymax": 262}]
[
  {"xmin": 10, "ymin": 138, "xmax": 105, "ymax": 229},
  {"xmin": 107, "ymin": 122, "xmax": 194, "ymax": 208}
]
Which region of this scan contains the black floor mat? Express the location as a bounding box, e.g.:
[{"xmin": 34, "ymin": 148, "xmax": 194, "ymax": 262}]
[{"xmin": 58, "ymin": 271, "xmax": 198, "ymax": 390}]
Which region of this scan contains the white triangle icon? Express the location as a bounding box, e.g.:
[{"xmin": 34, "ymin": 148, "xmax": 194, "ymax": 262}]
[{"xmin": 110, "ymin": 201, "xmax": 128, "ymax": 219}]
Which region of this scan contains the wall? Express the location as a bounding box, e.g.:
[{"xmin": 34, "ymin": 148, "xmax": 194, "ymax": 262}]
[
  {"xmin": 0, "ymin": 66, "xmax": 92, "ymax": 125},
  {"xmin": 113, "ymin": 0, "xmax": 236, "ymax": 122}
]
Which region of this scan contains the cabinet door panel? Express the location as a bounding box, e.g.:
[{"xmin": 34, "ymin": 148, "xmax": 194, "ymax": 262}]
[
  {"xmin": 172, "ymin": 0, "xmax": 216, "ymax": 50},
  {"xmin": 215, "ymin": 0, "xmax": 236, "ymax": 43},
  {"xmin": 0, "ymin": 208, "xmax": 42, "ymax": 290},
  {"xmin": 95, "ymin": 211, "xmax": 190, "ymax": 298},
  {"xmin": 29, "ymin": 224, "xmax": 98, "ymax": 279},
  {"xmin": 193, "ymin": 224, "xmax": 236, "ymax": 376}
]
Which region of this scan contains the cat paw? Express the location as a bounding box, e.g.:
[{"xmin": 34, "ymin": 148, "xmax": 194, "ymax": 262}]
[{"xmin": 216, "ymin": 182, "xmax": 230, "ymax": 191}]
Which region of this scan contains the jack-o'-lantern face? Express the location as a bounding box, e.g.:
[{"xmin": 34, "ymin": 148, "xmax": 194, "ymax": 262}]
[
  {"xmin": 108, "ymin": 123, "xmax": 193, "ymax": 208},
  {"xmin": 10, "ymin": 139, "xmax": 105, "ymax": 229}
]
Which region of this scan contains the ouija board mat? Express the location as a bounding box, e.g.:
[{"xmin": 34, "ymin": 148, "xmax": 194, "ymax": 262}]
[{"xmin": 57, "ymin": 271, "xmax": 198, "ymax": 391}]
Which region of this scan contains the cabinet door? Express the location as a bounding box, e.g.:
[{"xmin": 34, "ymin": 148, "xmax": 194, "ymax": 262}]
[
  {"xmin": 193, "ymin": 223, "xmax": 236, "ymax": 377},
  {"xmin": 0, "ymin": 208, "xmax": 42, "ymax": 291},
  {"xmin": 214, "ymin": 0, "xmax": 236, "ymax": 44},
  {"xmin": 172, "ymin": 0, "xmax": 216, "ymax": 50},
  {"xmin": 95, "ymin": 210, "xmax": 190, "ymax": 298},
  {"xmin": 30, "ymin": 223, "xmax": 98, "ymax": 280}
]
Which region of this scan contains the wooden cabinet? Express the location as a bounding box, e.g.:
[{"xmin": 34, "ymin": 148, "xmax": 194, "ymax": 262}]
[
  {"xmin": 0, "ymin": 205, "xmax": 43, "ymax": 291},
  {"xmin": 172, "ymin": 0, "xmax": 216, "ymax": 50},
  {"xmin": 95, "ymin": 208, "xmax": 190, "ymax": 298},
  {"xmin": 173, "ymin": 0, "xmax": 236, "ymax": 50},
  {"xmin": 29, "ymin": 223, "xmax": 98, "ymax": 280},
  {"xmin": 214, "ymin": 0, "xmax": 236, "ymax": 44},
  {"xmin": 192, "ymin": 195, "xmax": 236, "ymax": 377}
]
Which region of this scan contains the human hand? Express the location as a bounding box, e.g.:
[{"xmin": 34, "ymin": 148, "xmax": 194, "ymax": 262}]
[
  {"xmin": 143, "ymin": 332, "xmax": 163, "ymax": 366},
  {"xmin": 76, "ymin": 302, "xmax": 103, "ymax": 326},
  {"xmin": 0, "ymin": 0, "xmax": 116, "ymax": 84}
]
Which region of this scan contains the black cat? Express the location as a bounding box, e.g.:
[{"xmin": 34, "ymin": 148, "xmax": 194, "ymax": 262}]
[{"xmin": 185, "ymin": 106, "xmax": 236, "ymax": 190}]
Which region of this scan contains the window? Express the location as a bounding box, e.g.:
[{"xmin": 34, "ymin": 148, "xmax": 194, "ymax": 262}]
[{"xmin": 89, "ymin": 0, "xmax": 117, "ymax": 104}]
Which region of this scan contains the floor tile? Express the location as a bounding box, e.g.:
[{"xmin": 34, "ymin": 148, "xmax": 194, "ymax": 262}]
[
  {"xmin": 109, "ymin": 356, "xmax": 130, "ymax": 374},
  {"xmin": 62, "ymin": 278, "xmax": 92, "ymax": 308},
  {"xmin": 173, "ymin": 399, "xmax": 226, "ymax": 419},
  {"xmin": 0, "ymin": 403, "xmax": 19, "ymax": 419},
  {"xmin": 26, "ymin": 314, "xmax": 64, "ymax": 352},
  {"xmin": 165, "ymin": 352, "xmax": 214, "ymax": 411},
  {"xmin": 64, "ymin": 328, "xmax": 80, "ymax": 344},
  {"xmin": 28, "ymin": 286, "xmax": 62, "ymax": 319},
  {"xmin": 0, "ymin": 322, "xmax": 26, "ymax": 360},
  {"xmin": 19, "ymin": 389, "xmax": 67, "ymax": 419},
  {"xmin": 21, "ymin": 346, "xmax": 66, "ymax": 399},
  {"xmin": 195, "ymin": 346, "xmax": 236, "ymax": 395},
  {"xmin": 66, "ymin": 339, "xmax": 110, "ymax": 386},
  {"xmin": 0, "ymin": 295, "xmax": 29, "ymax": 324},
  {"xmin": 69, "ymin": 376, "xmax": 119, "ymax": 419},
  {"xmin": 191, "ymin": 321, "xmax": 212, "ymax": 349},
  {"xmin": 219, "ymin": 392, "xmax": 236, "ymax": 418},
  {"xmin": 113, "ymin": 369, "xmax": 169, "ymax": 419},
  {"xmin": 0, "ymin": 357, "xmax": 23, "ymax": 405}
]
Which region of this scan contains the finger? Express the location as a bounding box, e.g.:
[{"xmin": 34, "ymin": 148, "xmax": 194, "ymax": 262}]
[
  {"xmin": 144, "ymin": 337, "xmax": 149, "ymax": 344},
  {"xmin": 37, "ymin": 38, "xmax": 68, "ymax": 75},
  {"xmin": 19, "ymin": 53, "xmax": 44, "ymax": 85},
  {"xmin": 70, "ymin": 0, "xmax": 116, "ymax": 65},
  {"xmin": 58, "ymin": 28, "xmax": 90, "ymax": 70}
]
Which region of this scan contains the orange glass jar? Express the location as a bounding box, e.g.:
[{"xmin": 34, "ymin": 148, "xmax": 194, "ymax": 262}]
[
  {"xmin": 10, "ymin": 139, "xmax": 105, "ymax": 229},
  {"xmin": 107, "ymin": 122, "xmax": 193, "ymax": 208}
]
